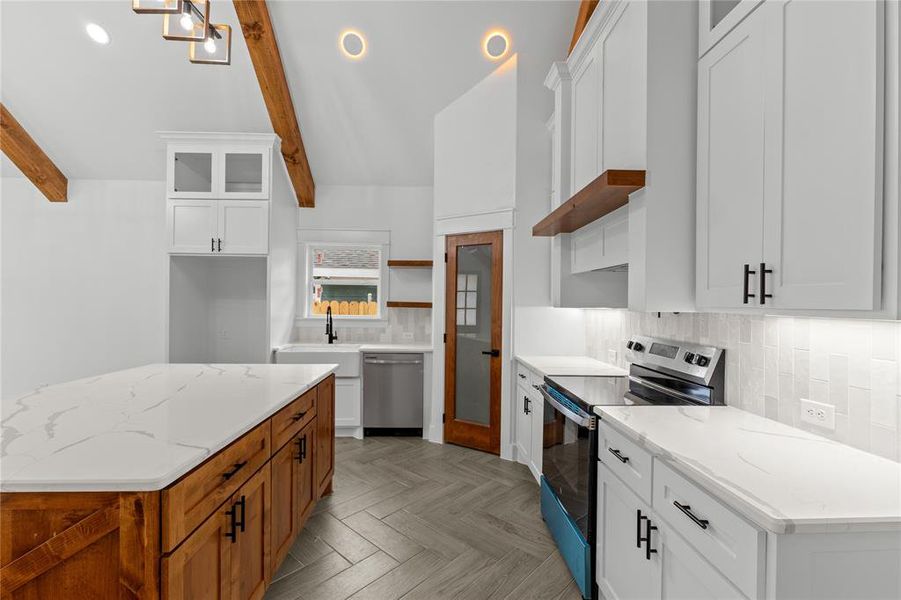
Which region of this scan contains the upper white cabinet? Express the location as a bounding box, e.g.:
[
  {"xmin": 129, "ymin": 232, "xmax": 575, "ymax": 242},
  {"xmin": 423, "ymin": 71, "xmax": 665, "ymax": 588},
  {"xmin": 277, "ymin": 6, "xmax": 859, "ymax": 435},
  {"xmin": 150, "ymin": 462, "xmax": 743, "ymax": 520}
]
[
  {"xmin": 571, "ymin": 205, "xmax": 628, "ymax": 273},
  {"xmin": 164, "ymin": 134, "xmax": 273, "ymax": 200},
  {"xmin": 697, "ymin": 0, "xmax": 885, "ymax": 311},
  {"xmin": 168, "ymin": 199, "xmax": 269, "ymax": 255},
  {"xmin": 698, "ymin": 0, "xmax": 764, "ymax": 57}
]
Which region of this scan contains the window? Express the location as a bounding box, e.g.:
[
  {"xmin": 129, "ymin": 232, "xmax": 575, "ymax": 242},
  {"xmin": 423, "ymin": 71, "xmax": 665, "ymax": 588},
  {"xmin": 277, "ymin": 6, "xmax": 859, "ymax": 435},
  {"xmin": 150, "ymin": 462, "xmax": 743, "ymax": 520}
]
[
  {"xmin": 304, "ymin": 243, "xmax": 385, "ymax": 319},
  {"xmin": 456, "ymin": 273, "xmax": 479, "ymax": 326}
]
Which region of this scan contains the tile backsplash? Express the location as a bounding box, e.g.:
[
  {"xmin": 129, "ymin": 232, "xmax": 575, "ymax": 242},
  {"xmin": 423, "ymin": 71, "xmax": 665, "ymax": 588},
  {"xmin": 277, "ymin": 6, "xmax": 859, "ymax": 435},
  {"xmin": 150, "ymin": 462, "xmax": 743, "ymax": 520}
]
[
  {"xmin": 293, "ymin": 308, "xmax": 431, "ymax": 344},
  {"xmin": 583, "ymin": 310, "xmax": 901, "ymax": 462}
]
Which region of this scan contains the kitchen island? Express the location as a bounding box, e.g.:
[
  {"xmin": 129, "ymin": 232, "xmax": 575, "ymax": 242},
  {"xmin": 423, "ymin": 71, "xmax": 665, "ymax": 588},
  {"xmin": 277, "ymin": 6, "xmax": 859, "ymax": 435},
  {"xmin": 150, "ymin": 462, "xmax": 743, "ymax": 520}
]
[{"xmin": 0, "ymin": 363, "xmax": 337, "ymax": 599}]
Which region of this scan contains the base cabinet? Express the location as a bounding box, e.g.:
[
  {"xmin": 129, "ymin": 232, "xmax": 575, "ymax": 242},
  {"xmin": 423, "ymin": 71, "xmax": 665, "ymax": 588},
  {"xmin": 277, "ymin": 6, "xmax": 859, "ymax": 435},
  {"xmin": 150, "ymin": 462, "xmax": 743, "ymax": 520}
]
[{"xmin": 0, "ymin": 375, "xmax": 336, "ymax": 600}]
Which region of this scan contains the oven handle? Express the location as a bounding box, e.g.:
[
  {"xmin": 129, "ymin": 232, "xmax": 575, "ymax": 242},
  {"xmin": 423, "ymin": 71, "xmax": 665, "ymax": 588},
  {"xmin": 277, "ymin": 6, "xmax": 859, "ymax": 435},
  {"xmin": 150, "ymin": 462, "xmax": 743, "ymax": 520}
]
[
  {"xmin": 628, "ymin": 375, "xmax": 700, "ymax": 405},
  {"xmin": 538, "ymin": 385, "xmax": 593, "ymax": 429}
]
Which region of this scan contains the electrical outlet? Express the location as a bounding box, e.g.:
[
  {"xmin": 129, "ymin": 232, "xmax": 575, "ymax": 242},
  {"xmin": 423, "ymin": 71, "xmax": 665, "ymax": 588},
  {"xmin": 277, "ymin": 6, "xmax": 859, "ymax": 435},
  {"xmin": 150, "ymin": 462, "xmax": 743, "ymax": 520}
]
[
  {"xmin": 402, "ymin": 332, "xmax": 414, "ymax": 342},
  {"xmin": 608, "ymin": 350, "xmax": 618, "ymax": 364},
  {"xmin": 800, "ymin": 398, "xmax": 836, "ymax": 430}
]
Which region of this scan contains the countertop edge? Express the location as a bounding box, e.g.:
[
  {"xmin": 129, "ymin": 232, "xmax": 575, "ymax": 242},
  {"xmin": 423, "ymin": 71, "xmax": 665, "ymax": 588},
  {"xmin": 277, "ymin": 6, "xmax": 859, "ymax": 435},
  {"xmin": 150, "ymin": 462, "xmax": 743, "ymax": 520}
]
[
  {"xmin": 0, "ymin": 365, "xmax": 338, "ymax": 494},
  {"xmin": 515, "ymin": 355, "xmax": 628, "ymax": 378},
  {"xmin": 593, "ymin": 406, "xmax": 901, "ymax": 535},
  {"xmin": 274, "ymin": 344, "xmax": 433, "ymax": 354}
]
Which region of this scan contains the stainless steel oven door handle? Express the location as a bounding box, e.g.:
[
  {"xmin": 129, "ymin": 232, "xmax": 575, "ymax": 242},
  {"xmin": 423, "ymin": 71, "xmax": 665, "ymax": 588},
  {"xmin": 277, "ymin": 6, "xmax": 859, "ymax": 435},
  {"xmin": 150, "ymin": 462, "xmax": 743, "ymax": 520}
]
[
  {"xmin": 628, "ymin": 375, "xmax": 700, "ymax": 405},
  {"xmin": 538, "ymin": 386, "xmax": 593, "ymax": 428}
]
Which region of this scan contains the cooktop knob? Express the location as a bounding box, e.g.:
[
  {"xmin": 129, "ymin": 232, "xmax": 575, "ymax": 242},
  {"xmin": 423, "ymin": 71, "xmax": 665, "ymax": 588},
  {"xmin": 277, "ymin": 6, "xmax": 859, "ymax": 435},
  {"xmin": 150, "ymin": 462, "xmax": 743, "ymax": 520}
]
[
  {"xmin": 627, "ymin": 341, "xmax": 635, "ymax": 349},
  {"xmin": 632, "ymin": 342, "xmax": 645, "ymax": 352},
  {"xmin": 684, "ymin": 352, "xmax": 696, "ymax": 364},
  {"xmin": 696, "ymin": 355, "xmax": 710, "ymax": 367}
]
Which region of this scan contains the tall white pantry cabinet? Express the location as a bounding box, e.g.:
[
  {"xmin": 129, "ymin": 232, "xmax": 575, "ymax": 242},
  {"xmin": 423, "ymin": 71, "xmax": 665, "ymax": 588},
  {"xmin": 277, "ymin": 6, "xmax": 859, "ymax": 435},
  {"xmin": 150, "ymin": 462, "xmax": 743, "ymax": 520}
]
[
  {"xmin": 697, "ymin": 0, "xmax": 899, "ymax": 316},
  {"xmin": 162, "ymin": 132, "xmax": 298, "ymax": 364}
]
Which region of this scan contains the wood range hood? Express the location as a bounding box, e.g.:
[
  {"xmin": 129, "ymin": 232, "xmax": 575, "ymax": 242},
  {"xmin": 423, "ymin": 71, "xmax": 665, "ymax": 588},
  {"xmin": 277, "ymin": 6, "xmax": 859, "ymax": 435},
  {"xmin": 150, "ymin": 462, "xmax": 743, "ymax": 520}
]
[{"xmin": 532, "ymin": 169, "xmax": 646, "ymax": 237}]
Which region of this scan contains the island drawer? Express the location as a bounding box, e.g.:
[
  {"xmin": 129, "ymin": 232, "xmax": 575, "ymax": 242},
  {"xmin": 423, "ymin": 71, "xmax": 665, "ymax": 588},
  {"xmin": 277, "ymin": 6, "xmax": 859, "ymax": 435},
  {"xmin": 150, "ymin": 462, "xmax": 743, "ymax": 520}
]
[
  {"xmin": 653, "ymin": 459, "xmax": 764, "ymax": 599},
  {"xmin": 597, "ymin": 420, "xmax": 653, "ymax": 504},
  {"xmin": 271, "ymin": 387, "xmax": 317, "ymax": 451},
  {"xmin": 162, "ymin": 421, "xmax": 271, "ymax": 553}
]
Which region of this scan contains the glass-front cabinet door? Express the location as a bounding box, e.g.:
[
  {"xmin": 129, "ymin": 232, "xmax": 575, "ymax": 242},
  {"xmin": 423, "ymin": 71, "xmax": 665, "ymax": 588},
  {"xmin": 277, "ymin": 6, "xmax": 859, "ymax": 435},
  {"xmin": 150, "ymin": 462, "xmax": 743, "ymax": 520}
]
[
  {"xmin": 220, "ymin": 147, "xmax": 270, "ymax": 200},
  {"xmin": 168, "ymin": 147, "xmax": 217, "ymax": 198}
]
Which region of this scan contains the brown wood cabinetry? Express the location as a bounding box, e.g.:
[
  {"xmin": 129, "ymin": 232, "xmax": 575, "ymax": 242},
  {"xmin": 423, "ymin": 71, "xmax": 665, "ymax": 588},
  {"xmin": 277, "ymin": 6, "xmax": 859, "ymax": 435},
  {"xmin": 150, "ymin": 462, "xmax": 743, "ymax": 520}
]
[
  {"xmin": 315, "ymin": 374, "xmax": 335, "ymax": 497},
  {"xmin": 0, "ymin": 375, "xmax": 335, "ymax": 600}
]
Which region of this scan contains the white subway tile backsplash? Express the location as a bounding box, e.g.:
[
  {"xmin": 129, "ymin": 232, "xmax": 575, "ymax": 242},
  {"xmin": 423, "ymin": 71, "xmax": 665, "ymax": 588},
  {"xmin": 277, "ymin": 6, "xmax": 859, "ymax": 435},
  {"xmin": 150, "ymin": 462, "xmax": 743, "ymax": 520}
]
[
  {"xmin": 292, "ymin": 308, "xmax": 431, "ymax": 345},
  {"xmin": 584, "ymin": 311, "xmax": 901, "ymax": 462}
]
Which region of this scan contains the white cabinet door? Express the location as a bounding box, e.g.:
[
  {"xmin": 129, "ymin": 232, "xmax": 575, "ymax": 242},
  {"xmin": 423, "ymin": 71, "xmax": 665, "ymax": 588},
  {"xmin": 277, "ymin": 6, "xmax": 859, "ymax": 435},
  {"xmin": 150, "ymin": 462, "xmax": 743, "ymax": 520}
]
[
  {"xmin": 571, "ymin": 48, "xmax": 601, "ymax": 194},
  {"xmin": 219, "ymin": 147, "xmax": 271, "ymax": 200},
  {"xmin": 167, "ymin": 200, "xmax": 218, "ymax": 254},
  {"xmin": 657, "ymin": 522, "xmax": 744, "ymax": 600},
  {"xmin": 528, "ymin": 385, "xmax": 543, "ymax": 481},
  {"xmin": 334, "ymin": 378, "xmax": 361, "ymax": 428},
  {"xmin": 515, "ymin": 384, "xmax": 532, "ymax": 468},
  {"xmin": 696, "ymin": 7, "xmax": 766, "ymax": 309},
  {"xmin": 761, "ymin": 0, "xmax": 883, "ymax": 310},
  {"xmin": 596, "ymin": 463, "xmax": 659, "ymax": 600},
  {"xmin": 571, "ymin": 204, "xmax": 629, "ymax": 273},
  {"xmin": 218, "ymin": 200, "xmax": 269, "ymax": 255}
]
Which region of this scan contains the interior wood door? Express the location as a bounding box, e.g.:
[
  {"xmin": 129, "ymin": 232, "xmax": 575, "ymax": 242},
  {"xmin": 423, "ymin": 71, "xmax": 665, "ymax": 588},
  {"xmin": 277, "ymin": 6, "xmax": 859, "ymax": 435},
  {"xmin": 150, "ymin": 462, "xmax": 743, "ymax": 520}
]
[
  {"xmin": 315, "ymin": 375, "xmax": 335, "ymax": 497},
  {"xmin": 162, "ymin": 501, "xmax": 231, "ymax": 600},
  {"xmin": 696, "ymin": 7, "xmax": 766, "ymax": 308},
  {"xmin": 229, "ymin": 466, "xmax": 270, "ymax": 600},
  {"xmin": 760, "ymin": 0, "xmax": 883, "ymax": 310},
  {"xmin": 444, "ymin": 230, "xmax": 503, "ymax": 455},
  {"xmin": 269, "ymin": 439, "xmax": 299, "ymax": 572}
]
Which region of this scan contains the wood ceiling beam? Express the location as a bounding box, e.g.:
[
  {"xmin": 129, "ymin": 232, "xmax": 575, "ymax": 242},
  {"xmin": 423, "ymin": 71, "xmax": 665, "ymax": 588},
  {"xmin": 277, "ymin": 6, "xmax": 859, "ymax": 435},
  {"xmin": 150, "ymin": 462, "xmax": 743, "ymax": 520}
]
[
  {"xmin": 233, "ymin": 0, "xmax": 315, "ymax": 207},
  {"xmin": 0, "ymin": 104, "xmax": 67, "ymax": 202},
  {"xmin": 569, "ymin": 0, "xmax": 600, "ymax": 55}
]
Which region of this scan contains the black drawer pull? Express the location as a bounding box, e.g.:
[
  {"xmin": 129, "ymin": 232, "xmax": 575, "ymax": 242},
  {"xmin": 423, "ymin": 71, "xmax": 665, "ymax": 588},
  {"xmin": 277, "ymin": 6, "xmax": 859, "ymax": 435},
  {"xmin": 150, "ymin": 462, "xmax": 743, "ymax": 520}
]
[
  {"xmin": 674, "ymin": 501, "xmax": 709, "ymax": 529},
  {"xmin": 291, "ymin": 410, "xmax": 307, "ymax": 422},
  {"xmin": 523, "ymin": 396, "xmax": 531, "ymax": 415},
  {"xmin": 222, "ymin": 460, "xmax": 248, "ymax": 480},
  {"xmin": 518, "ymin": 373, "xmax": 527, "ymax": 379},
  {"xmin": 608, "ymin": 447, "xmax": 629, "ymax": 464}
]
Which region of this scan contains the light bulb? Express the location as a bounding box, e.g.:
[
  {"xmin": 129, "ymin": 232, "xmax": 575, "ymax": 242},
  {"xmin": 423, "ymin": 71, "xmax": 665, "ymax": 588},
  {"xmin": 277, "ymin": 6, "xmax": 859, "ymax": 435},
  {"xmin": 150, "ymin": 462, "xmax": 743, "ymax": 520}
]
[
  {"xmin": 204, "ymin": 37, "xmax": 216, "ymax": 54},
  {"xmin": 179, "ymin": 12, "xmax": 193, "ymax": 31}
]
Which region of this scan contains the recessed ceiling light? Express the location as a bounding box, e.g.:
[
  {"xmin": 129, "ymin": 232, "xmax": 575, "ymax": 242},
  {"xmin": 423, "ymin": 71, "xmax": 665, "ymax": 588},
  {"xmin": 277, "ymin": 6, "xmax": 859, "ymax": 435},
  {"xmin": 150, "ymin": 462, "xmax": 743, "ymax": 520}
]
[
  {"xmin": 483, "ymin": 30, "xmax": 509, "ymax": 60},
  {"xmin": 85, "ymin": 23, "xmax": 111, "ymax": 45},
  {"xmin": 340, "ymin": 30, "xmax": 366, "ymax": 60}
]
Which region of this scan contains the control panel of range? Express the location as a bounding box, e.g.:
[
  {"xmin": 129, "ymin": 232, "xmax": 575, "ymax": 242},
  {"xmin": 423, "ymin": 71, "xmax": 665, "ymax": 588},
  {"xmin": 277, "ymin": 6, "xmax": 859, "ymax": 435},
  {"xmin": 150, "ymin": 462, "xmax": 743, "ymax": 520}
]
[{"xmin": 625, "ymin": 335, "xmax": 723, "ymax": 383}]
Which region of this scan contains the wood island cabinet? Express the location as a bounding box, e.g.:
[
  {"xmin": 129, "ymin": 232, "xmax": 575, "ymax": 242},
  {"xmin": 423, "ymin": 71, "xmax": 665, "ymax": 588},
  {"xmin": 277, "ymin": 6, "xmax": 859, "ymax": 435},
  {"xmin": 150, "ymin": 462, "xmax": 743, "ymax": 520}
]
[{"xmin": 0, "ymin": 374, "xmax": 336, "ymax": 600}]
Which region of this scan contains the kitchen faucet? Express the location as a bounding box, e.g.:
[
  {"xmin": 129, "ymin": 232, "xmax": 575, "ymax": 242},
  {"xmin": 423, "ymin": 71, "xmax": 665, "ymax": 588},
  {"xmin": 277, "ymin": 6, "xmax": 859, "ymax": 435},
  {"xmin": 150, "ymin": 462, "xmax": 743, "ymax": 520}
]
[{"xmin": 325, "ymin": 305, "xmax": 338, "ymax": 344}]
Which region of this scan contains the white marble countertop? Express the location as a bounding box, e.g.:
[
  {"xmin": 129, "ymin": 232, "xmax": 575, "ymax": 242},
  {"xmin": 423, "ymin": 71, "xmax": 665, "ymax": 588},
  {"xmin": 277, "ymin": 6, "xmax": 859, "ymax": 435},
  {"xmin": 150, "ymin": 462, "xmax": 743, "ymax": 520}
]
[
  {"xmin": 276, "ymin": 343, "xmax": 433, "ymax": 354},
  {"xmin": 595, "ymin": 405, "xmax": 901, "ymax": 534},
  {"xmin": 0, "ymin": 364, "xmax": 337, "ymax": 493},
  {"xmin": 516, "ymin": 355, "xmax": 628, "ymax": 378}
]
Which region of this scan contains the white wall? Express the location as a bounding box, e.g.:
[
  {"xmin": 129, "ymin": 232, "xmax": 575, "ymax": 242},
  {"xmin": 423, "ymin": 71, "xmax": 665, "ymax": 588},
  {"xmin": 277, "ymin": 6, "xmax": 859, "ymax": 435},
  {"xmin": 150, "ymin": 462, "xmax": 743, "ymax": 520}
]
[
  {"xmin": 434, "ymin": 56, "xmax": 518, "ymax": 218},
  {"xmin": 296, "ymin": 185, "xmax": 433, "ymax": 305},
  {"xmin": 0, "ymin": 178, "xmax": 167, "ymax": 400}
]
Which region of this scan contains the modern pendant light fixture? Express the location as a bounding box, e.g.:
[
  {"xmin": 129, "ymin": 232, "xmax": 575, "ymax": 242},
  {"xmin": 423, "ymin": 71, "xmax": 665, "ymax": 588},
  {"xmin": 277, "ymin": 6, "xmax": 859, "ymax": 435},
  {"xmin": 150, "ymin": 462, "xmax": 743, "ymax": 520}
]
[{"xmin": 133, "ymin": 0, "xmax": 230, "ymax": 66}]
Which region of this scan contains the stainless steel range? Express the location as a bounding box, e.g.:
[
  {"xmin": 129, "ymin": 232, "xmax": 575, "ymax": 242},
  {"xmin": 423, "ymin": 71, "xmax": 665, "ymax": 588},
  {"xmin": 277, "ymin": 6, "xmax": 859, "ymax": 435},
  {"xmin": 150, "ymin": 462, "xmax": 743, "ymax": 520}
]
[{"xmin": 538, "ymin": 336, "xmax": 725, "ymax": 600}]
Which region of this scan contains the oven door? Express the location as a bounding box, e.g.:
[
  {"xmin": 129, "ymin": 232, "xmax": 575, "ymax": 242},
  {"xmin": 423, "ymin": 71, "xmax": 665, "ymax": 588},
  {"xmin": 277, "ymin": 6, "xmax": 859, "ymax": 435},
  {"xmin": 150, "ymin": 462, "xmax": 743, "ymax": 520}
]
[{"xmin": 539, "ymin": 385, "xmax": 594, "ymax": 539}]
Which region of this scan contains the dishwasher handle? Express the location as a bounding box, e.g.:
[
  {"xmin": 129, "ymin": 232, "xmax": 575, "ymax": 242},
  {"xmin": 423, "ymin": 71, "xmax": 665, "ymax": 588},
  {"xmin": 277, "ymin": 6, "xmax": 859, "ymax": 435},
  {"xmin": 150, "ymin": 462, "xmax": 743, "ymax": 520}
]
[{"xmin": 364, "ymin": 358, "xmax": 423, "ymax": 365}]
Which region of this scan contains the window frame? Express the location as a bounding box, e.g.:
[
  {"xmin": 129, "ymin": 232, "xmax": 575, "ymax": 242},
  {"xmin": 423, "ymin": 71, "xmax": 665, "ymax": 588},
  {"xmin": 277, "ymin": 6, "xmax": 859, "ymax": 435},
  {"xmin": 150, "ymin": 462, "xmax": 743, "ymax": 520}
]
[{"xmin": 298, "ymin": 240, "xmax": 390, "ymax": 323}]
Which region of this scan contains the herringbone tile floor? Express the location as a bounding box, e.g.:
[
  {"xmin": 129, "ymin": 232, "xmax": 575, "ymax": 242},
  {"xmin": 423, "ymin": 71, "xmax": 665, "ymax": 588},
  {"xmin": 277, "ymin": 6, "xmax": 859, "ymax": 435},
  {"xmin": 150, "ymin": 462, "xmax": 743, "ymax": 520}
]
[{"xmin": 265, "ymin": 436, "xmax": 582, "ymax": 600}]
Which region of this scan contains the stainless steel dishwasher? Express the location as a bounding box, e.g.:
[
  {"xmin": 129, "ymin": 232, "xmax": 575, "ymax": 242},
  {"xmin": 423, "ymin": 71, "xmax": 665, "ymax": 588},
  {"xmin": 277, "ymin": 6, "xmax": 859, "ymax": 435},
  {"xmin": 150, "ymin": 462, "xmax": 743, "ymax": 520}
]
[{"xmin": 363, "ymin": 353, "xmax": 424, "ymax": 436}]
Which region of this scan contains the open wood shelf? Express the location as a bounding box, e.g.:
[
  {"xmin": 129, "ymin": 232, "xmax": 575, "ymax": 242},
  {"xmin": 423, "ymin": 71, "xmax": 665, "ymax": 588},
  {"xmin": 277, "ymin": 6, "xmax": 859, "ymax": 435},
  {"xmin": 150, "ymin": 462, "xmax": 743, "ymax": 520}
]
[
  {"xmin": 387, "ymin": 260, "xmax": 434, "ymax": 268},
  {"xmin": 532, "ymin": 169, "xmax": 646, "ymax": 237},
  {"xmin": 387, "ymin": 301, "xmax": 433, "ymax": 309}
]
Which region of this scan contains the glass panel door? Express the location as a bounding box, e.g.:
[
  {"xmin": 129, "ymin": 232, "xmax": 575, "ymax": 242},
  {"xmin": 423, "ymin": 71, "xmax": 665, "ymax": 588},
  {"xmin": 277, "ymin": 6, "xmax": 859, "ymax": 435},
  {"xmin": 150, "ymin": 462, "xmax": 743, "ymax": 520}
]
[
  {"xmin": 444, "ymin": 230, "xmax": 503, "ymax": 454},
  {"xmin": 173, "ymin": 152, "xmax": 213, "ymax": 194}
]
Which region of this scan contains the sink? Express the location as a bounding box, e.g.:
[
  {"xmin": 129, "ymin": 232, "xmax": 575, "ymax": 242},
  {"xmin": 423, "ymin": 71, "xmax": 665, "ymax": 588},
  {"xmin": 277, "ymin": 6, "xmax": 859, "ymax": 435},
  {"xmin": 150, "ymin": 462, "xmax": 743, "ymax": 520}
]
[{"xmin": 275, "ymin": 344, "xmax": 362, "ymax": 377}]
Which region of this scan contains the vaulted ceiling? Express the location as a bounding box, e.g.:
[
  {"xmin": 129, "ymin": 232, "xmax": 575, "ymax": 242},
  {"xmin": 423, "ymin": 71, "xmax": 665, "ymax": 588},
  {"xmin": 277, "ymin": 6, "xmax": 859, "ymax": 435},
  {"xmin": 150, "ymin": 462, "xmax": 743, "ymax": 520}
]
[{"xmin": 1, "ymin": 1, "xmax": 577, "ymax": 187}]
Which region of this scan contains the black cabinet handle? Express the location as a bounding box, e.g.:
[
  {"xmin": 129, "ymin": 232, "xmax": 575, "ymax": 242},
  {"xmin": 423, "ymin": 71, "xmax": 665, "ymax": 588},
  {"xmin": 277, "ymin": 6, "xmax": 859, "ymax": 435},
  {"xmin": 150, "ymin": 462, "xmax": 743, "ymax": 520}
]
[
  {"xmin": 743, "ymin": 264, "xmax": 757, "ymax": 304},
  {"xmin": 295, "ymin": 437, "xmax": 303, "ymax": 462},
  {"xmin": 608, "ymin": 447, "xmax": 629, "ymax": 464},
  {"xmin": 636, "ymin": 510, "xmax": 647, "ymax": 548},
  {"xmin": 674, "ymin": 501, "xmax": 710, "ymax": 530},
  {"xmin": 235, "ymin": 495, "xmax": 246, "ymax": 532},
  {"xmin": 518, "ymin": 373, "xmax": 527, "ymax": 379},
  {"xmin": 217, "ymin": 238, "xmax": 222, "ymax": 252},
  {"xmin": 222, "ymin": 460, "xmax": 248, "ymax": 480},
  {"xmin": 301, "ymin": 434, "xmax": 307, "ymax": 461},
  {"xmin": 644, "ymin": 518, "xmax": 658, "ymax": 560},
  {"xmin": 211, "ymin": 237, "xmax": 215, "ymax": 252},
  {"xmin": 760, "ymin": 262, "xmax": 773, "ymax": 305},
  {"xmin": 481, "ymin": 349, "xmax": 500, "ymax": 357},
  {"xmin": 523, "ymin": 396, "xmax": 531, "ymax": 415},
  {"xmin": 225, "ymin": 504, "xmax": 238, "ymax": 543},
  {"xmin": 291, "ymin": 410, "xmax": 307, "ymax": 422}
]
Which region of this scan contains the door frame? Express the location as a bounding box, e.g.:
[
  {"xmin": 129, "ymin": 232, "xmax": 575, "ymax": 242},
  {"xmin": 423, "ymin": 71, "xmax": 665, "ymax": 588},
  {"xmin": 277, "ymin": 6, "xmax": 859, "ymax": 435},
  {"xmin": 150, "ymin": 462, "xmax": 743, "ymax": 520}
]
[{"xmin": 443, "ymin": 230, "xmax": 503, "ymax": 455}]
